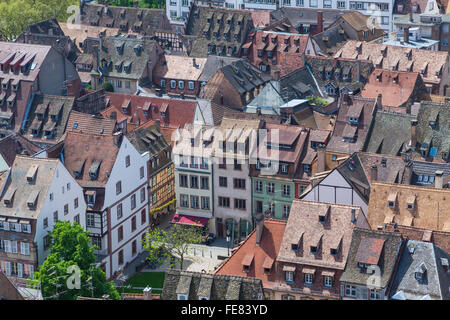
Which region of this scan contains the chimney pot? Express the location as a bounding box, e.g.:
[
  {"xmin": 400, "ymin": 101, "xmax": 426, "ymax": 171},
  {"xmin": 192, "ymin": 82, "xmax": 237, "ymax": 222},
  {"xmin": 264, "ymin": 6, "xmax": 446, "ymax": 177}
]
[
  {"xmin": 317, "ymin": 11, "xmax": 324, "ymax": 34},
  {"xmin": 435, "ymin": 170, "xmax": 444, "ymax": 189},
  {"xmin": 370, "ymin": 164, "xmax": 378, "ymax": 182},
  {"xmin": 255, "ymin": 212, "xmax": 264, "ymax": 246},
  {"xmin": 317, "ymin": 143, "xmax": 326, "ymax": 173}
]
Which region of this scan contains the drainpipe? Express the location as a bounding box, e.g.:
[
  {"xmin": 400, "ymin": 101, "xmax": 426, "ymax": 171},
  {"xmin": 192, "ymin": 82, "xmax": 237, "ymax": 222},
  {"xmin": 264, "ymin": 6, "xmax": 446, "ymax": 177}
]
[{"xmin": 21, "ymin": 92, "xmax": 35, "ymax": 132}]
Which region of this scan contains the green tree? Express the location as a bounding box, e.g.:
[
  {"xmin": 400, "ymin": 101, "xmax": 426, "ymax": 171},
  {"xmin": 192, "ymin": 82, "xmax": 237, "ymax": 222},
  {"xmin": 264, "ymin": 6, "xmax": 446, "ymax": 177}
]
[
  {"xmin": 33, "ymin": 221, "xmax": 120, "ymax": 300},
  {"xmin": 101, "ymin": 81, "xmax": 114, "ymax": 92},
  {"xmin": 142, "ymin": 224, "xmax": 203, "ymax": 270},
  {"xmin": 0, "ymin": 0, "xmax": 78, "ymax": 41}
]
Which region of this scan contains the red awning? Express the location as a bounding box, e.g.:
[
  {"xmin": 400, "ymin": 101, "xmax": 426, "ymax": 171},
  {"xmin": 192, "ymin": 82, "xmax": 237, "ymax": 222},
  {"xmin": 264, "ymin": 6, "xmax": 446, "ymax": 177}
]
[{"xmin": 171, "ymin": 213, "xmax": 209, "ymax": 227}]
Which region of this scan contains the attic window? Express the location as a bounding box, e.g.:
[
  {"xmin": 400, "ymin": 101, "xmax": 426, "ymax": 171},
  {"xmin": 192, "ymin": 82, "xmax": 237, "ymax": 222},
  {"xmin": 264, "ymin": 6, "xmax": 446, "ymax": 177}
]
[
  {"xmin": 3, "ymin": 187, "xmax": 16, "ymax": 206},
  {"xmin": 318, "ymin": 207, "xmax": 330, "ymax": 224},
  {"xmin": 387, "ymin": 192, "xmax": 397, "ymax": 208},
  {"xmin": 310, "ymin": 246, "xmax": 317, "ymax": 254},
  {"xmin": 414, "ymin": 263, "xmax": 427, "ymax": 281},
  {"xmin": 89, "ymin": 161, "xmax": 102, "ymax": 180},
  {"xmin": 26, "ymin": 165, "xmax": 39, "ymax": 183},
  {"xmin": 27, "ymin": 190, "xmax": 39, "ymax": 209},
  {"xmin": 406, "ymin": 195, "xmax": 416, "ymax": 210}
]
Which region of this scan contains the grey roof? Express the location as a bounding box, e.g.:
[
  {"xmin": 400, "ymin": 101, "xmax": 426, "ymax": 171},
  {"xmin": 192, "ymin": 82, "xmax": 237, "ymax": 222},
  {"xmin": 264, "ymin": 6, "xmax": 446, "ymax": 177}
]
[
  {"xmin": 79, "ymin": 3, "xmax": 170, "ymax": 35},
  {"xmin": 336, "ymin": 152, "xmax": 371, "ymax": 202},
  {"xmin": 99, "ymin": 35, "xmax": 158, "ymax": 80},
  {"xmin": 390, "ymin": 240, "xmax": 450, "ymax": 300},
  {"xmin": 221, "ymin": 59, "xmax": 272, "ymax": 95},
  {"xmin": 161, "ymin": 270, "xmax": 263, "ymax": 300},
  {"xmin": 279, "ymin": 67, "xmax": 318, "ymax": 101},
  {"xmin": 184, "ymin": 4, "xmax": 254, "ymax": 58},
  {"xmin": 126, "ymin": 122, "xmax": 171, "ymax": 159},
  {"xmin": 365, "ymin": 110, "xmax": 414, "ymax": 156},
  {"xmin": 312, "ymin": 24, "xmax": 349, "ymax": 55},
  {"xmin": 340, "ymin": 228, "xmax": 404, "ymax": 289},
  {"xmin": 195, "ymin": 100, "xmax": 230, "ymax": 126},
  {"xmin": 22, "ymin": 94, "xmax": 76, "ymax": 146},
  {"xmin": 198, "ymin": 55, "xmax": 240, "ymax": 82},
  {"xmin": 305, "ymin": 55, "xmax": 373, "ymax": 97},
  {"xmin": 409, "ymin": 160, "xmax": 450, "ymax": 186},
  {"xmin": 0, "ymin": 156, "xmax": 59, "ymax": 220},
  {"xmin": 414, "ymin": 101, "xmax": 449, "ymax": 161}
]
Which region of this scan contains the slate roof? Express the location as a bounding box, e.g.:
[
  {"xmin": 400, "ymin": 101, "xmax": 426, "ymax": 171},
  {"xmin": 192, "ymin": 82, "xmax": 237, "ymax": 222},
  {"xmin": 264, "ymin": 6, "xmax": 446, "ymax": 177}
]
[
  {"xmin": 278, "ymin": 200, "xmax": 367, "ymax": 270},
  {"xmin": 98, "ymin": 35, "xmax": 159, "ymax": 80},
  {"xmin": 0, "ymin": 156, "xmax": 59, "ymax": 219},
  {"xmin": 367, "ymin": 182, "xmax": 450, "ymax": 232},
  {"xmin": 198, "ymin": 56, "xmax": 239, "ymax": 83},
  {"xmin": 414, "ymin": 101, "xmax": 449, "ymax": 161},
  {"xmin": 126, "ymin": 120, "xmax": 170, "ymax": 159},
  {"xmin": 22, "ymin": 94, "xmax": 76, "ymax": 146},
  {"xmin": 334, "ymin": 40, "xmax": 449, "ymax": 87},
  {"xmin": 312, "ymin": 24, "xmax": 350, "ymax": 56},
  {"xmin": 365, "ymin": 110, "xmax": 415, "ymax": 156},
  {"xmin": 215, "ymin": 219, "xmax": 286, "ymax": 290},
  {"xmin": 409, "ymin": 160, "xmax": 450, "ymax": 187},
  {"xmin": 161, "ymin": 270, "xmax": 264, "ymax": 300},
  {"xmin": 340, "ymin": 228, "xmax": 404, "ymax": 289},
  {"xmin": 184, "ymin": 4, "xmax": 254, "ymax": 58},
  {"xmin": 202, "ymin": 59, "xmax": 271, "ymax": 102},
  {"xmin": 338, "ymin": 11, "xmax": 385, "ymax": 39},
  {"xmin": 306, "ymin": 55, "xmax": 373, "ymax": 97},
  {"xmin": 79, "ymin": 3, "xmax": 171, "ymax": 35},
  {"xmin": 327, "ymin": 95, "xmax": 377, "ymax": 154},
  {"xmin": 66, "ymin": 110, "xmax": 116, "ymax": 136},
  {"xmin": 279, "ymin": 66, "xmax": 318, "ymax": 101},
  {"xmin": 334, "ymin": 152, "xmax": 371, "ymax": 202},
  {"xmin": 390, "ymin": 240, "xmax": 450, "ymax": 300}
]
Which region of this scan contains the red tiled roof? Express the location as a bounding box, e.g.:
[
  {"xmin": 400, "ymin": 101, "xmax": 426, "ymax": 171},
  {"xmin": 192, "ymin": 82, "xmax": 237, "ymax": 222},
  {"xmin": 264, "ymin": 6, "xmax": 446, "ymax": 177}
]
[
  {"xmin": 245, "ymin": 30, "xmax": 310, "ymax": 77},
  {"xmin": 361, "ymin": 69, "xmax": 420, "ymax": 108},
  {"xmin": 355, "ymin": 237, "xmax": 385, "ymax": 265},
  {"xmin": 215, "ymin": 219, "xmax": 286, "ymax": 290},
  {"xmin": 103, "ymin": 92, "xmax": 196, "ymax": 130}
]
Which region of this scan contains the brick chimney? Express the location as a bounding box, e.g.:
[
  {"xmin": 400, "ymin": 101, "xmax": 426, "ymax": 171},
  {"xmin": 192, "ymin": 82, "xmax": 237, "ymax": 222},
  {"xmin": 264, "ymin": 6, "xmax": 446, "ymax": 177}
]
[
  {"xmin": 376, "ymin": 93, "xmax": 382, "ymax": 109},
  {"xmin": 435, "ymin": 170, "xmax": 444, "ymax": 189},
  {"xmin": 370, "ymin": 164, "xmax": 378, "ymax": 182},
  {"xmin": 317, "ymin": 144, "xmax": 326, "ymax": 173},
  {"xmin": 255, "ymin": 212, "xmax": 264, "ymax": 246},
  {"xmin": 404, "ymin": 161, "xmax": 413, "ymax": 184},
  {"xmin": 317, "ymin": 11, "xmax": 324, "ymax": 34},
  {"xmin": 410, "ymin": 119, "xmax": 418, "ymax": 150},
  {"xmin": 143, "ymin": 286, "xmax": 153, "ymax": 300},
  {"xmin": 404, "ymin": 27, "xmax": 410, "ymax": 43}
]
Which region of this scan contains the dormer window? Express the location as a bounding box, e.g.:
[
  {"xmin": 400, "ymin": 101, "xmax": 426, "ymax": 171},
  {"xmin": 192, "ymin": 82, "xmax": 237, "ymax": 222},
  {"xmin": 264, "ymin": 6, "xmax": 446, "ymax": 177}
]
[
  {"xmin": 414, "ymin": 263, "xmax": 427, "ymax": 281},
  {"xmin": 310, "ymin": 246, "xmax": 317, "ymax": 254}
]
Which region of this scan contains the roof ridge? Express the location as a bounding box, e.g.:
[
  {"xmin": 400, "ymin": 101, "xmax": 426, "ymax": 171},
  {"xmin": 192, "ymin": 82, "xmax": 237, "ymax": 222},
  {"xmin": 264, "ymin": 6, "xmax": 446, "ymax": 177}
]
[{"xmin": 372, "ymin": 181, "xmax": 450, "ymax": 193}]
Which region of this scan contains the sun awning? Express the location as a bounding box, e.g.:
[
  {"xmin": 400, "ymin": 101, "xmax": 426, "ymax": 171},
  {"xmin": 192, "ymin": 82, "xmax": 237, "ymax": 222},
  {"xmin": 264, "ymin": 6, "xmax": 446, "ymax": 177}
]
[
  {"xmin": 282, "ymin": 265, "xmax": 296, "ymax": 272},
  {"xmin": 171, "ymin": 213, "xmax": 209, "ymax": 227}
]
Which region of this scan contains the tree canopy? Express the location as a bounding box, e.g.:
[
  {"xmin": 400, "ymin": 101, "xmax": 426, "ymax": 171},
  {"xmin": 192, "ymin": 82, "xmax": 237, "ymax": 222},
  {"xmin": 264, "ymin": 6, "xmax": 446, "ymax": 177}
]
[
  {"xmin": 142, "ymin": 224, "xmax": 203, "ymax": 270},
  {"xmin": 32, "ymin": 221, "xmax": 120, "ymax": 300},
  {"xmin": 0, "ymin": 0, "xmax": 78, "ymax": 41}
]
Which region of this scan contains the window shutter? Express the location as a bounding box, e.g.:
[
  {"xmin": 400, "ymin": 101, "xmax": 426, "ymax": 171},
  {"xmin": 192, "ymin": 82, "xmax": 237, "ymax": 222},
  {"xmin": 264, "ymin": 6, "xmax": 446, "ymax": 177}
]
[
  {"xmin": 356, "ymin": 286, "xmax": 363, "ymax": 299},
  {"xmin": 5, "ymin": 261, "xmax": 11, "ymax": 276},
  {"xmin": 29, "ymin": 265, "xmax": 34, "ymax": 278},
  {"xmin": 340, "ymin": 283, "xmax": 345, "ymax": 297},
  {"xmin": 5, "ymin": 240, "xmax": 11, "ymax": 253},
  {"xmin": 12, "ymin": 241, "xmax": 18, "ymax": 254},
  {"xmin": 18, "ymin": 263, "xmax": 23, "ymax": 278}
]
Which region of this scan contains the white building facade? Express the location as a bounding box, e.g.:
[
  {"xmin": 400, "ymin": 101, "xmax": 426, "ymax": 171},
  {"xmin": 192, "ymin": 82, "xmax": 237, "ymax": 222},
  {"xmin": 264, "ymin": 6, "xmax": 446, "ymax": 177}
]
[
  {"xmin": 166, "ymin": 0, "xmax": 394, "ymax": 32},
  {"xmin": 98, "ymin": 136, "xmax": 150, "ymax": 279}
]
